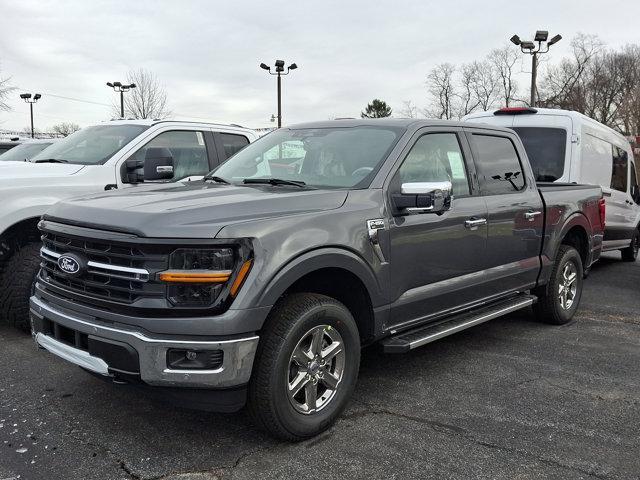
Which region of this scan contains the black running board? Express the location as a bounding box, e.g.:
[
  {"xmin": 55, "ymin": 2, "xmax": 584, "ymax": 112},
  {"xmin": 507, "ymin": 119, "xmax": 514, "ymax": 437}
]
[{"xmin": 381, "ymin": 294, "xmax": 536, "ymax": 353}]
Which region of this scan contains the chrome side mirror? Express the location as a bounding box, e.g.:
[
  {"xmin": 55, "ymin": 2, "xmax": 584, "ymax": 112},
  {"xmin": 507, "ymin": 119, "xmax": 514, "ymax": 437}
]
[{"xmin": 393, "ymin": 181, "xmax": 453, "ymax": 214}]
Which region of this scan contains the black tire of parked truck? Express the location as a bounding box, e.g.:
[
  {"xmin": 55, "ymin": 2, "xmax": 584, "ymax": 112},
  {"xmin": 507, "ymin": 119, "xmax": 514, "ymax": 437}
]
[
  {"xmin": 0, "ymin": 242, "xmax": 41, "ymax": 332},
  {"xmin": 533, "ymin": 245, "xmax": 584, "ymax": 325},
  {"xmin": 248, "ymin": 293, "xmax": 361, "ymax": 441},
  {"xmin": 620, "ymin": 229, "xmax": 639, "ymax": 262}
]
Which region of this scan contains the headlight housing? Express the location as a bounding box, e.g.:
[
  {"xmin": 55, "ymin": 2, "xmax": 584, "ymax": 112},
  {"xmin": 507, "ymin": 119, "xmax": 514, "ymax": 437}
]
[{"xmin": 159, "ymin": 244, "xmax": 252, "ymax": 308}]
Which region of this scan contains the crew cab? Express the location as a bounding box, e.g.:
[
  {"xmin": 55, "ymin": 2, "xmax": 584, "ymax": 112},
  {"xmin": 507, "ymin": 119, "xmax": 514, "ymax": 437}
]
[
  {"xmin": 30, "ymin": 119, "xmax": 604, "ymax": 440},
  {"xmin": 0, "ymin": 119, "xmax": 258, "ymax": 330}
]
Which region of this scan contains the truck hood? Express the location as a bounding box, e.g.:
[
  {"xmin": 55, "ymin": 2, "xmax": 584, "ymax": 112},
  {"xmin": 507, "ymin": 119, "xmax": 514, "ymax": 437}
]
[
  {"xmin": 44, "ymin": 181, "xmax": 349, "ymax": 238},
  {"xmin": 0, "ymin": 161, "xmax": 85, "ymax": 180}
]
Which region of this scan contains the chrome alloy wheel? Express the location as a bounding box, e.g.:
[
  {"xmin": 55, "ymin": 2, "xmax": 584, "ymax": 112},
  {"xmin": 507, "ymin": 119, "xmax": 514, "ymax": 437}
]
[
  {"xmin": 558, "ymin": 261, "xmax": 578, "ymax": 310},
  {"xmin": 287, "ymin": 325, "xmax": 345, "ymax": 415}
]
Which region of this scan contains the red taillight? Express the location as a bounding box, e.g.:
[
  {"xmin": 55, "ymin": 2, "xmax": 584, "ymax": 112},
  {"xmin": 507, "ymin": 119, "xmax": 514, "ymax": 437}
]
[
  {"xmin": 599, "ymin": 198, "xmax": 606, "ymax": 229},
  {"xmin": 494, "ymin": 107, "xmax": 538, "ymax": 115}
]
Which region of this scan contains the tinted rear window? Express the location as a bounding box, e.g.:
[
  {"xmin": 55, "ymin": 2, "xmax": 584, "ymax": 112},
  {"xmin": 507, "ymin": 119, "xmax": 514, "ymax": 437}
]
[{"xmin": 511, "ymin": 127, "xmax": 566, "ymax": 182}]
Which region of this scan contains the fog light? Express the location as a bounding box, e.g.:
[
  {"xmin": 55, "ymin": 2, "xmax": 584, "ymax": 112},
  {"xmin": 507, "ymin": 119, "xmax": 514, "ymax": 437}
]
[{"xmin": 166, "ymin": 349, "xmax": 224, "ymax": 370}]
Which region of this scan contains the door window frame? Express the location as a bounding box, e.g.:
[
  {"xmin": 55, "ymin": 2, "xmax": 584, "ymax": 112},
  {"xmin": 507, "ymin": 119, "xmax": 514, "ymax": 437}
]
[
  {"xmin": 383, "ymin": 127, "xmax": 479, "ymax": 209},
  {"xmin": 464, "ymin": 129, "xmax": 530, "ymax": 197},
  {"xmin": 120, "ymin": 129, "xmax": 215, "ymax": 183}
]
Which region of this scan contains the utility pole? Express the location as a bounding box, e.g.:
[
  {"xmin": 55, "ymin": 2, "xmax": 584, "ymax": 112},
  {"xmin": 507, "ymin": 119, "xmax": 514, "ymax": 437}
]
[
  {"xmin": 19, "ymin": 93, "xmax": 41, "ymax": 138},
  {"xmin": 259, "ymin": 60, "xmax": 298, "ymax": 128},
  {"xmin": 510, "ymin": 31, "xmax": 562, "ymax": 107},
  {"xmin": 106, "ymin": 81, "xmax": 137, "ymax": 118}
]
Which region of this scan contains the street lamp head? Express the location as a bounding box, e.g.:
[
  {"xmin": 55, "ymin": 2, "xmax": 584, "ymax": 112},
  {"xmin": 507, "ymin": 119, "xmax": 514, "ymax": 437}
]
[
  {"xmin": 288, "ymin": 63, "xmax": 298, "ymax": 70},
  {"xmin": 547, "ymin": 34, "xmax": 562, "ymax": 46},
  {"xmin": 510, "ymin": 35, "xmax": 521, "ymax": 46},
  {"xmin": 521, "ymin": 41, "xmax": 536, "ymax": 50},
  {"xmin": 113, "ymin": 81, "xmax": 122, "ymax": 87},
  {"xmin": 259, "ymin": 63, "xmax": 270, "ymax": 71},
  {"xmin": 534, "ymin": 30, "xmax": 548, "ymax": 42},
  {"xmin": 19, "ymin": 93, "xmax": 31, "ymax": 100},
  {"xmin": 106, "ymin": 82, "xmax": 113, "ymax": 87},
  {"xmin": 33, "ymin": 93, "xmax": 42, "ymax": 100},
  {"xmin": 274, "ymin": 59, "xmax": 285, "ymax": 72},
  {"xmin": 128, "ymin": 83, "xmax": 136, "ymax": 89}
]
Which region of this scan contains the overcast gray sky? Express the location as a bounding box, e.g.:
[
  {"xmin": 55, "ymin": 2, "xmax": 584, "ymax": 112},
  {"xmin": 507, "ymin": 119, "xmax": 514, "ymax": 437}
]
[{"xmin": 1, "ymin": 0, "xmax": 639, "ymax": 131}]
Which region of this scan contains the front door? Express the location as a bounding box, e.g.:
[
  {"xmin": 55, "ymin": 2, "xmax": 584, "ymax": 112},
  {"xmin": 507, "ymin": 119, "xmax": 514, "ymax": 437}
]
[{"xmin": 387, "ymin": 130, "xmax": 488, "ymax": 330}]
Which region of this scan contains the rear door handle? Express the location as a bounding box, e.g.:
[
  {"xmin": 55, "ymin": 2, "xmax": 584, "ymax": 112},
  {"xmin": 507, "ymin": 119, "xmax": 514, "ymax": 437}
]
[
  {"xmin": 464, "ymin": 218, "xmax": 487, "ymax": 230},
  {"xmin": 524, "ymin": 210, "xmax": 542, "ymax": 221}
]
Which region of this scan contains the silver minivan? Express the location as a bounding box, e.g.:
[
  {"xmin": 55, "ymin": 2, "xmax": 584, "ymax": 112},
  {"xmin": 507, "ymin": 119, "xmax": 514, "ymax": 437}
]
[{"xmin": 464, "ymin": 107, "xmax": 640, "ymax": 261}]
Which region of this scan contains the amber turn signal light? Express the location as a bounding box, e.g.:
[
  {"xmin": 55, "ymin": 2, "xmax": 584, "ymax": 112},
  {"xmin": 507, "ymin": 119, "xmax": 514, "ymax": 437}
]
[
  {"xmin": 230, "ymin": 260, "xmax": 253, "ymax": 297},
  {"xmin": 159, "ymin": 271, "xmax": 232, "ymax": 283}
]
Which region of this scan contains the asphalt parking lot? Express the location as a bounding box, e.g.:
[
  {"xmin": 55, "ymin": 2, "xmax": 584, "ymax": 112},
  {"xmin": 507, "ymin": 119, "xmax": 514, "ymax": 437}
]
[{"xmin": 1, "ymin": 252, "xmax": 638, "ymax": 480}]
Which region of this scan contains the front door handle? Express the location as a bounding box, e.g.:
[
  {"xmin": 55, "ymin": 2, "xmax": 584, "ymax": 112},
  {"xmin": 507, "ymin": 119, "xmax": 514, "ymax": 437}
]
[
  {"xmin": 464, "ymin": 218, "xmax": 487, "ymax": 230},
  {"xmin": 524, "ymin": 210, "xmax": 542, "ymax": 221}
]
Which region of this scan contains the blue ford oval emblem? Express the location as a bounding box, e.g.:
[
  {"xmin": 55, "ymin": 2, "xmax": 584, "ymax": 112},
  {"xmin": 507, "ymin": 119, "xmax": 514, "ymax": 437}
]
[{"xmin": 58, "ymin": 255, "xmax": 81, "ymax": 275}]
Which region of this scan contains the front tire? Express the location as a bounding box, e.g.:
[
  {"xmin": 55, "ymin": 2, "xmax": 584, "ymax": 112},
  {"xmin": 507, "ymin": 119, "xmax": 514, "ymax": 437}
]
[
  {"xmin": 0, "ymin": 242, "xmax": 41, "ymax": 332},
  {"xmin": 248, "ymin": 293, "xmax": 360, "ymax": 441},
  {"xmin": 621, "ymin": 229, "xmax": 639, "ymax": 262},
  {"xmin": 533, "ymin": 245, "xmax": 584, "ymax": 325}
]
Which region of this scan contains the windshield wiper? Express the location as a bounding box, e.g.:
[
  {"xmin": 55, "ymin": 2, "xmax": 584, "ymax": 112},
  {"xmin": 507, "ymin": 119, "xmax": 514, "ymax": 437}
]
[
  {"xmin": 203, "ymin": 175, "xmax": 230, "ymax": 184},
  {"xmin": 243, "ymin": 177, "xmax": 306, "ymax": 187},
  {"xmin": 33, "ymin": 158, "xmax": 68, "ymax": 163}
]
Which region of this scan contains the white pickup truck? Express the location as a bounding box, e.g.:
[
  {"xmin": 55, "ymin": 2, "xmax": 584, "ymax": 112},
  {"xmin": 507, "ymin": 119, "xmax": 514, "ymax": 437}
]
[{"xmin": 0, "ymin": 119, "xmax": 259, "ymax": 330}]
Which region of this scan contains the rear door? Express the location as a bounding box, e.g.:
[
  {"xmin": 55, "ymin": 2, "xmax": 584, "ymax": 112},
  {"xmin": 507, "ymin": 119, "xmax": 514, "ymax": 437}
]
[
  {"xmin": 387, "ymin": 128, "xmax": 489, "ymax": 329},
  {"xmin": 465, "ymin": 128, "xmax": 544, "ymax": 295}
]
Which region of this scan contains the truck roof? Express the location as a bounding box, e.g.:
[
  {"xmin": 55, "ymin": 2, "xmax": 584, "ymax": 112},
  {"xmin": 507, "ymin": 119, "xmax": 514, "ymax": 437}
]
[
  {"xmin": 288, "ymin": 118, "xmax": 511, "ymax": 132},
  {"xmin": 89, "ymin": 118, "xmax": 255, "ymax": 133}
]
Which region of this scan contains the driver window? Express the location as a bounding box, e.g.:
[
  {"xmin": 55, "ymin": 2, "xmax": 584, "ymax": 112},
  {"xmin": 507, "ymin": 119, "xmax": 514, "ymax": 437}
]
[
  {"xmin": 128, "ymin": 130, "xmax": 209, "ymax": 180},
  {"xmin": 398, "ymin": 133, "xmax": 470, "ymax": 197}
]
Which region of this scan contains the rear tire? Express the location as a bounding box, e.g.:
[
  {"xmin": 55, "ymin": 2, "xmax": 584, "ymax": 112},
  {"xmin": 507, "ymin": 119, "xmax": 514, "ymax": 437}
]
[
  {"xmin": 0, "ymin": 242, "xmax": 41, "ymax": 332},
  {"xmin": 621, "ymin": 229, "xmax": 639, "ymax": 262},
  {"xmin": 533, "ymin": 245, "xmax": 584, "ymax": 325},
  {"xmin": 248, "ymin": 293, "xmax": 360, "ymax": 441}
]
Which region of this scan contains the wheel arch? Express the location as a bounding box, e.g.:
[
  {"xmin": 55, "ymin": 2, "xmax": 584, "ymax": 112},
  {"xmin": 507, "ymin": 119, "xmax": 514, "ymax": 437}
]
[
  {"xmin": 256, "ymin": 248, "xmax": 385, "ymax": 342},
  {"xmin": 0, "ymin": 216, "xmax": 41, "ymax": 264}
]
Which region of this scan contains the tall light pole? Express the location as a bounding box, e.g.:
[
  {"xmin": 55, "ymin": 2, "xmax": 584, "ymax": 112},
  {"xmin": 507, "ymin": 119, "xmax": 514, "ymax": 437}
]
[
  {"xmin": 259, "ymin": 60, "xmax": 298, "ymax": 128},
  {"xmin": 510, "ymin": 31, "xmax": 562, "ymax": 107},
  {"xmin": 106, "ymin": 81, "xmax": 136, "ymax": 118},
  {"xmin": 19, "ymin": 93, "xmax": 41, "ymax": 138}
]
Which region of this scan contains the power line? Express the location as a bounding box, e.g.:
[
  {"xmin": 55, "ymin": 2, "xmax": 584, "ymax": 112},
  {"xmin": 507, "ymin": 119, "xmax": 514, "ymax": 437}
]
[{"xmin": 38, "ymin": 92, "xmax": 111, "ymax": 107}]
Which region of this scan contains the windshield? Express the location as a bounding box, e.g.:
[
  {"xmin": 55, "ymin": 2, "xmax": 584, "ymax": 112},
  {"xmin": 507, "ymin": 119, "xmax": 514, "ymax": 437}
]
[
  {"xmin": 0, "ymin": 142, "xmax": 53, "ymax": 162},
  {"xmin": 30, "ymin": 124, "xmax": 149, "ymax": 165},
  {"xmin": 511, "ymin": 127, "xmax": 567, "ymax": 182},
  {"xmin": 212, "ymin": 125, "xmax": 404, "ymax": 188}
]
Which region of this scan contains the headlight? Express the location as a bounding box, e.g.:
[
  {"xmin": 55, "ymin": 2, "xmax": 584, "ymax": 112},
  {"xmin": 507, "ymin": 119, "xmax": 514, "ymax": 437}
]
[{"xmin": 159, "ymin": 247, "xmax": 252, "ymax": 307}]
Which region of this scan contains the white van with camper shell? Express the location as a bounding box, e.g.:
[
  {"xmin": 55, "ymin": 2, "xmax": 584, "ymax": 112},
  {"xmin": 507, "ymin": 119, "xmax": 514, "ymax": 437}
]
[{"xmin": 463, "ymin": 107, "xmax": 640, "ymax": 262}]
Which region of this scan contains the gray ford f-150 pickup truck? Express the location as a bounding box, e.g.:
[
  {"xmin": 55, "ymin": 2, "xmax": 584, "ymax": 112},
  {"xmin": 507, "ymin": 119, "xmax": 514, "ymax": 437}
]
[{"xmin": 30, "ymin": 119, "xmax": 605, "ymax": 440}]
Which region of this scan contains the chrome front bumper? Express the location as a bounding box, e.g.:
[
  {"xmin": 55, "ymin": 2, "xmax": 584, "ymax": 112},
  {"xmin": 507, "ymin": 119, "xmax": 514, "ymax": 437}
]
[{"xmin": 30, "ymin": 295, "xmax": 259, "ymax": 388}]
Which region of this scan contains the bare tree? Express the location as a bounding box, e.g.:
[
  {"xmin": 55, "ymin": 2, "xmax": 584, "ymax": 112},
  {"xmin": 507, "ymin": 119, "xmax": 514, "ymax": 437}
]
[
  {"xmin": 489, "ymin": 45, "xmax": 519, "ymax": 107},
  {"xmin": 52, "ymin": 122, "xmax": 81, "ymax": 137},
  {"xmin": 399, "ymin": 100, "xmax": 418, "ymax": 118},
  {"xmin": 0, "ymin": 68, "xmax": 16, "ymax": 112},
  {"xmin": 456, "ymin": 62, "xmax": 481, "ymax": 117},
  {"xmin": 538, "ymin": 34, "xmax": 605, "ymax": 110},
  {"xmin": 113, "ymin": 68, "xmax": 170, "ymax": 119},
  {"xmin": 425, "ymin": 63, "xmax": 456, "ymax": 119}
]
